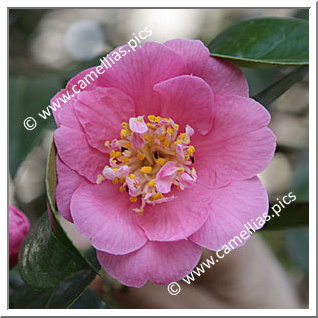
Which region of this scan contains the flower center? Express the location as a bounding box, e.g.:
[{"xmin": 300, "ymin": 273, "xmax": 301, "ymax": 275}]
[{"xmin": 96, "ymin": 115, "xmax": 197, "ymax": 214}]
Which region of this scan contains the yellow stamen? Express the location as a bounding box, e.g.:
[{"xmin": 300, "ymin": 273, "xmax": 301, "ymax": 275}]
[
  {"xmin": 137, "ymin": 153, "xmax": 145, "ymax": 160},
  {"xmin": 156, "ymin": 158, "xmax": 166, "ymax": 166},
  {"xmin": 140, "ymin": 166, "xmax": 152, "ymax": 174},
  {"xmin": 121, "ymin": 129, "xmax": 128, "ymax": 138},
  {"xmin": 148, "ymin": 115, "xmax": 156, "ymax": 122},
  {"xmin": 119, "ymin": 186, "xmax": 125, "ymax": 192},
  {"xmin": 153, "ymin": 192, "xmax": 164, "ymax": 200},
  {"xmin": 112, "ymin": 177, "xmax": 119, "ymax": 185},
  {"xmin": 130, "ymin": 174, "xmax": 135, "ymax": 180},
  {"xmin": 162, "ymin": 140, "xmax": 170, "ymax": 147},
  {"xmin": 144, "ymin": 134, "xmax": 151, "ymax": 141},
  {"xmin": 119, "ymin": 177, "xmax": 125, "ymax": 183},
  {"xmin": 177, "ymin": 168, "xmax": 184, "ymax": 173},
  {"xmin": 121, "ymin": 122, "xmax": 128, "ymax": 129},
  {"xmin": 167, "ymin": 126, "xmax": 174, "ymax": 134},
  {"xmin": 121, "ymin": 157, "xmax": 129, "ymax": 163},
  {"xmin": 110, "ymin": 150, "xmax": 116, "ymax": 158},
  {"xmin": 104, "ymin": 141, "xmax": 110, "ymax": 149},
  {"xmin": 130, "ymin": 196, "xmax": 137, "ymax": 203},
  {"xmin": 148, "ymin": 179, "xmax": 156, "ymax": 188}
]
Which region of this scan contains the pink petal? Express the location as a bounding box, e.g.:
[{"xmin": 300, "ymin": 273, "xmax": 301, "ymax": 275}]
[
  {"xmin": 70, "ymin": 182, "xmax": 147, "ymax": 255},
  {"xmin": 57, "ymin": 97, "xmax": 83, "ymax": 132},
  {"xmin": 129, "ymin": 116, "xmax": 148, "ymax": 134},
  {"xmin": 74, "ymin": 87, "xmax": 136, "ymax": 153},
  {"xmin": 154, "ymin": 75, "xmax": 214, "ymax": 135},
  {"xmin": 9, "ymin": 205, "xmax": 30, "ymax": 268},
  {"xmin": 97, "ymin": 240, "xmax": 202, "ymax": 287},
  {"xmin": 164, "ymin": 39, "xmax": 249, "ymax": 97},
  {"xmin": 137, "ymin": 183, "xmax": 210, "ymax": 241},
  {"xmin": 54, "ymin": 127, "xmax": 106, "ymax": 183},
  {"xmin": 51, "ymin": 67, "xmax": 109, "ymax": 127},
  {"xmin": 193, "ymin": 95, "xmax": 276, "ymax": 188},
  {"xmin": 155, "ymin": 161, "xmax": 178, "ymax": 194},
  {"xmin": 56, "ymin": 155, "xmax": 89, "ymax": 222},
  {"xmin": 102, "ymin": 42, "xmax": 187, "ymax": 116},
  {"xmin": 189, "ymin": 177, "xmax": 269, "ymax": 250}
]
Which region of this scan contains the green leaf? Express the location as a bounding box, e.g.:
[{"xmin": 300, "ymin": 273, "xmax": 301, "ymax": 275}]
[
  {"xmin": 263, "ymin": 202, "xmax": 309, "ymax": 231},
  {"xmin": 19, "ymin": 139, "xmax": 100, "ymax": 291},
  {"xmin": 208, "ymin": 18, "xmax": 309, "ymax": 68},
  {"xmin": 252, "ymin": 66, "xmax": 308, "ymax": 107},
  {"xmin": 70, "ymin": 289, "xmax": 107, "ymax": 309},
  {"xmin": 10, "ymin": 266, "xmax": 97, "ymax": 309},
  {"xmin": 9, "ymin": 75, "xmax": 62, "ymax": 176}
]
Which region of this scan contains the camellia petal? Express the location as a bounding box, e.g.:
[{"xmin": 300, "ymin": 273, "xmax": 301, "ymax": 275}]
[{"xmin": 97, "ymin": 240, "xmax": 202, "ymax": 287}]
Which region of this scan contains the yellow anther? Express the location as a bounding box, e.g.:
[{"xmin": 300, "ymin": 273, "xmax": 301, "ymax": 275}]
[
  {"xmin": 162, "ymin": 140, "xmax": 170, "ymax": 147},
  {"xmin": 167, "ymin": 126, "xmax": 174, "ymax": 134},
  {"xmin": 148, "ymin": 179, "xmax": 156, "ymax": 188},
  {"xmin": 104, "ymin": 141, "xmax": 110, "ymax": 149},
  {"xmin": 123, "ymin": 143, "xmax": 131, "ymax": 148},
  {"xmin": 110, "ymin": 150, "xmax": 116, "ymax": 158},
  {"xmin": 119, "ymin": 186, "xmax": 125, "ymax": 193},
  {"xmin": 148, "ymin": 115, "xmax": 156, "ymax": 122},
  {"xmin": 162, "ymin": 117, "xmax": 169, "ymax": 122},
  {"xmin": 153, "ymin": 192, "xmax": 164, "ymax": 200},
  {"xmin": 186, "ymin": 146, "xmax": 195, "ymax": 156},
  {"xmin": 156, "ymin": 158, "xmax": 166, "ymax": 166},
  {"xmin": 174, "ymin": 140, "xmax": 182, "ymax": 146},
  {"xmin": 144, "ymin": 134, "xmax": 151, "ymax": 141},
  {"xmin": 129, "ymin": 196, "xmax": 137, "ymax": 203},
  {"xmin": 115, "ymin": 151, "xmax": 122, "ymax": 158},
  {"xmin": 180, "ymin": 133, "xmax": 186, "ymax": 139},
  {"xmin": 177, "ymin": 185, "xmax": 181, "ymax": 191},
  {"xmin": 146, "ymin": 122, "xmax": 153, "ymax": 127},
  {"xmin": 155, "ymin": 116, "xmax": 161, "ymax": 123},
  {"xmin": 177, "ymin": 168, "xmax": 184, "ymax": 173},
  {"xmin": 140, "ymin": 166, "xmax": 152, "ymax": 174},
  {"xmin": 112, "ymin": 177, "xmax": 119, "ymax": 185},
  {"xmin": 121, "ymin": 122, "xmax": 128, "ymax": 129},
  {"xmin": 121, "ymin": 157, "xmax": 129, "ymax": 163},
  {"xmin": 121, "ymin": 129, "xmax": 128, "ymax": 138},
  {"xmin": 139, "ymin": 209, "xmax": 144, "ymax": 215},
  {"xmin": 119, "ymin": 177, "xmax": 125, "ymax": 183},
  {"xmin": 130, "ymin": 174, "xmax": 135, "ymax": 180},
  {"xmin": 158, "ymin": 135, "xmax": 165, "ymax": 142},
  {"xmin": 174, "ymin": 124, "xmax": 179, "ymax": 130},
  {"xmin": 137, "ymin": 153, "xmax": 145, "ymax": 160},
  {"xmin": 113, "ymin": 168, "xmax": 118, "ymax": 172}
]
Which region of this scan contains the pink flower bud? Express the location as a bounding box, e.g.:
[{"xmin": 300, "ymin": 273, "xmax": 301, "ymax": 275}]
[{"xmin": 9, "ymin": 205, "xmax": 30, "ymax": 269}]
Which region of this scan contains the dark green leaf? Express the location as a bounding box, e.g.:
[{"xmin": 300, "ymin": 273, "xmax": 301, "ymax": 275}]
[
  {"xmin": 9, "ymin": 75, "xmax": 62, "ymax": 176},
  {"xmin": 252, "ymin": 66, "xmax": 308, "ymax": 107},
  {"xmin": 10, "ymin": 266, "xmax": 97, "ymax": 309},
  {"xmin": 208, "ymin": 18, "xmax": 309, "ymax": 68},
  {"xmin": 19, "ymin": 139, "xmax": 100, "ymax": 291},
  {"xmin": 263, "ymin": 202, "xmax": 308, "ymax": 230},
  {"xmin": 70, "ymin": 289, "xmax": 107, "ymax": 309}
]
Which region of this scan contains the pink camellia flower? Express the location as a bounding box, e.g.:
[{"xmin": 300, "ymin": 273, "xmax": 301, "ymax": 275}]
[
  {"xmin": 9, "ymin": 205, "xmax": 30, "ymax": 268},
  {"xmin": 52, "ymin": 39, "xmax": 276, "ymax": 287}
]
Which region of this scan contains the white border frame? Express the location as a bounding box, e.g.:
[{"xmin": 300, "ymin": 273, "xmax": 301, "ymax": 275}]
[{"xmin": 2, "ymin": 1, "xmax": 316, "ymax": 316}]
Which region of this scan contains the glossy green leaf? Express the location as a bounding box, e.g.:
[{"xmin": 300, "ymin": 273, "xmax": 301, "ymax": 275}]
[
  {"xmin": 263, "ymin": 202, "xmax": 309, "ymax": 231},
  {"xmin": 10, "ymin": 266, "xmax": 97, "ymax": 309},
  {"xmin": 19, "ymin": 139, "xmax": 100, "ymax": 291},
  {"xmin": 209, "ymin": 18, "xmax": 309, "ymax": 68},
  {"xmin": 253, "ymin": 66, "xmax": 308, "ymax": 107}
]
